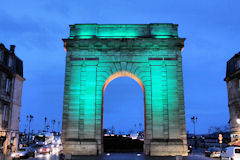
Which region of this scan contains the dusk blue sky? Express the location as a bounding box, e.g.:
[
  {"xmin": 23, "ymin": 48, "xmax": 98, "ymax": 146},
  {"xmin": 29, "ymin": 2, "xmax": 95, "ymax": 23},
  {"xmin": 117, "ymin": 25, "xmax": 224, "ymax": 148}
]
[{"xmin": 0, "ymin": 0, "xmax": 239, "ymax": 134}]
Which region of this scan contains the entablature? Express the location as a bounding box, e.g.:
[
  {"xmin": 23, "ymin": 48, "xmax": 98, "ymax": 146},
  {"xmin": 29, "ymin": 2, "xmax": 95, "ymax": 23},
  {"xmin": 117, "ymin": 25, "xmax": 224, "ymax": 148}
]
[{"xmin": 63, "ymin": 38, "xmax": 185, "ymax": 52}]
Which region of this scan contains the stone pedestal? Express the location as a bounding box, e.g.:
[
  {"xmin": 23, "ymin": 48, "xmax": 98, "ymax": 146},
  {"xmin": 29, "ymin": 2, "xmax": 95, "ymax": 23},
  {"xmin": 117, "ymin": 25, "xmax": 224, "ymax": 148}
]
[
  {"xmin": 150, "ymin": 139, "xmax": 188, "ymax": 156},
  {"xmin": 63, "ymin": 141, "xmax": 98, "ymax": 155}
]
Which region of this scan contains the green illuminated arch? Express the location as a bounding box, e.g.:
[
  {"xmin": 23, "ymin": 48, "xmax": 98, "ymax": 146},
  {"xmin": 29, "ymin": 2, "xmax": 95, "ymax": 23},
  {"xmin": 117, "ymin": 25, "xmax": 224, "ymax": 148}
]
[{"xmin": 62, "ymin": 23, "xmax": 188, "ymax": 156}]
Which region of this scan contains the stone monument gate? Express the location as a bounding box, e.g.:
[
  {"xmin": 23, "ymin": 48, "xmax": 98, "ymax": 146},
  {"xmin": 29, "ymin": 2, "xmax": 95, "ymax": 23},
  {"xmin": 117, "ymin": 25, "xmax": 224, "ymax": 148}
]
[{"xmin": 62, "ymin": 23, "xmax": 188, "ymax": 156}]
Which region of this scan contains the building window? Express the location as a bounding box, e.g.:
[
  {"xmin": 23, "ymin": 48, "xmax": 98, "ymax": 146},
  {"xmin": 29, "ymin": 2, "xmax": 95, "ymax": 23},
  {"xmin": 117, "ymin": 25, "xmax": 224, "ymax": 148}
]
[
  {"xmin": 8, "ymin": 56, "xmax": 12, "ymax": 67},
  {"xmin": 239, "ymin": 79, "xmax": 240, "ymax": 89},
  {"xmin": 2, "ymin": 104, "xmax": 9, "ymax": 128},
  {"xmin": 236, "ymin": 59, "xmax": 240, "ymax": 69},
  {"xmin": 5, "ymin": 78, "xmax": 11, "ymax": 95},
  {"xmin": 0, "ymin": 102, "xmax": 2, "ymax": 128},
  {"xmin": 0, "ymin": 51, "xmax": 3, "ymax": 62},
  {"xmin": 229, "ymin": 81, "xmax": 232, "ymax": 88}
]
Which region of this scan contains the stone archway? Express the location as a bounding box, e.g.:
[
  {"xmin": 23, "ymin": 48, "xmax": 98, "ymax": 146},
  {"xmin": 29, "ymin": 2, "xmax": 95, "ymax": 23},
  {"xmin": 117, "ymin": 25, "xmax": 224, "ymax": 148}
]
[
  {"xmin": 61, "ymin": 23, "xmax": 188, "ymax": 156},
  {"xmin": 102, "ymin": 71, "xmax": 145, "ymax": 152}
]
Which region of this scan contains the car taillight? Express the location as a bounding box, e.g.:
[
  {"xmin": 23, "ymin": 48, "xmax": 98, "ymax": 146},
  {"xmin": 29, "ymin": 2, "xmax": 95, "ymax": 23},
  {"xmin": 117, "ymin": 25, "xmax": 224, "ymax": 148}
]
[{"xmin": 212, "ymin": 152, "xmax": 215, "ymax": 154}]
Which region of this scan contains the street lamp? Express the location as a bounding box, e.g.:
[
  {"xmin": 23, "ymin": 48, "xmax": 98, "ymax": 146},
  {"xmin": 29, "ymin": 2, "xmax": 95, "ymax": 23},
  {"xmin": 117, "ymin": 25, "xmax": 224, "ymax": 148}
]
[
  {"xmin": 191, "ymin": 116, "xmax": 198, "ymax": 148},
  {"xmin": 27, "ymin": 115, "xmax": 34, "ymax": 144},
  {"xmin": 58, "ymin": 121, "xmax": 60, "ymax": 133},
  {"xmin": 44, "ymin": 117, "xmax": 47, "ymax": 131},
  {"xmin": 51, "ymin": 120, "xmax": 56, "ymax": 132},
  {"xmin": 191, "ymin": 116, "xmax": 198, "ymax": 136}
]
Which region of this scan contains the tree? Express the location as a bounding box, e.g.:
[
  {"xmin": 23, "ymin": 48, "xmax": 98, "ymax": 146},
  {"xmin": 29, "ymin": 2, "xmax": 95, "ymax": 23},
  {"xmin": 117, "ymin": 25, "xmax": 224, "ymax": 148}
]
[
  {"xmin": 128, "ymin": 129, "xmax": 133, "ymax": 135},
  {"xmin": 208, "ymin": 124, "xmax": 230, "ymax": 134}
]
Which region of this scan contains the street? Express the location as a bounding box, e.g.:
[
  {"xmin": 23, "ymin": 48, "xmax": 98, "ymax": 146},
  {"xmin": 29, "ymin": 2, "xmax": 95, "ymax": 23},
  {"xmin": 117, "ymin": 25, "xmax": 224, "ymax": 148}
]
[
  {"xmin": 0, "ymin": 153, "xmax": 220, "ymax": 160},
  {"xmin": 0, "ymin": 152, "xmax": 59, "ymax": 160},
  {"xmin": 0, "ymin": 148, "xmax": 222, "ymax": 160},
  {"xmin": 27, "ymin": 153, "xmax": 60, "ymax": 160}
]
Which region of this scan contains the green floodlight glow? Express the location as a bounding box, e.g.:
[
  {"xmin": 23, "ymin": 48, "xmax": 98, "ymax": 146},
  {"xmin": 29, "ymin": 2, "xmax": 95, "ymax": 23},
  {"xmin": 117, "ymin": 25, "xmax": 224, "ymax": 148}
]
[
  {"xmin": 62, "ymin": 23, "xmax": 188, "ymax": 156},
  {"xmin": 69, "ymin": 23, "xmax": 178, "ymax": 39}
]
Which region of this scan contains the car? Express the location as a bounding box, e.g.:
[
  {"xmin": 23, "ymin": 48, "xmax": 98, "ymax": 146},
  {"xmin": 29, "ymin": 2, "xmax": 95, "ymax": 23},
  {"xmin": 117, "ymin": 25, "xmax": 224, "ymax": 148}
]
[
  {"xmin": 205, "ymin": 147, "xmax": 221, "ymax": 158},
  {"xmin": 11, "ymin": 147, "xmax": 36, "ymax": 159},
  {"xmin": 39, "ymin": 145, "xmax": 52, "ymax": 154},
  {"xmin": 221, "ymin": 146, "xmax": 240, "ymax": 160}
]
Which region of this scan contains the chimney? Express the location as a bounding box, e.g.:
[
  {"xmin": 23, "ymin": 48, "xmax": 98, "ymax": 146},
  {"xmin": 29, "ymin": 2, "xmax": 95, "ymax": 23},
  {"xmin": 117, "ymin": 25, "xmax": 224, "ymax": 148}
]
[{"xmin": 10, "ymin": 45, "xmax": 15, "ymax": 53}]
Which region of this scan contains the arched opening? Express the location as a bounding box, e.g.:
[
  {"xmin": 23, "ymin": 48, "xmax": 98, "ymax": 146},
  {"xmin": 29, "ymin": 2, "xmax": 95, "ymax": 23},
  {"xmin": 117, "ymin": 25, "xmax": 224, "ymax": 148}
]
[{"xmin": 102, "ymin": 71, "xmax": 145, "ymax": 152}]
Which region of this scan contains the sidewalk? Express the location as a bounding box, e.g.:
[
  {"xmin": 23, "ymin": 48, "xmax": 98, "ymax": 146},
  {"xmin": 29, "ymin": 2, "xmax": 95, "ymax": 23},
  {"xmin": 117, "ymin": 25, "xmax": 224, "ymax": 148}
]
[{"xmin": 0, "ymin": 153, "xmax": 12, "ymax": 160}]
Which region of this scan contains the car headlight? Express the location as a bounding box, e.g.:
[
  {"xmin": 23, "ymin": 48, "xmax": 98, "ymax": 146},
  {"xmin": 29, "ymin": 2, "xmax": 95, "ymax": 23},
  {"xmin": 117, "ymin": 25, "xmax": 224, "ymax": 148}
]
[
  {"xmin": 47, "ymin": 148, "xmax": 50, "ymax": 152},
  {"xmin": 19, "ymin": 153, "xmax": 24, "ymax": 156},
  {"xmin": 11, "ymin": 153, "xmax": 16, "ymax": 157}
]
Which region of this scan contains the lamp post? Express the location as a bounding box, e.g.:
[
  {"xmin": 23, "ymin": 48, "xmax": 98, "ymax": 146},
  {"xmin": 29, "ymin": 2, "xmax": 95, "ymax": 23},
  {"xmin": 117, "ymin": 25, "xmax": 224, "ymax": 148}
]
[
  {"xmin": 44, "ymin": 117, "xmax": 47, "ymax": 131},
  {"xmin": 58, "ymin": 121, "xmax": 60, "ymax": 133},
  {"xmin": 46, "ymin": 125, "xmax": 50, "ymax": 132},
  {"xmin": 51, "ymin": 120, "xmax": 56, "ymax": 132},
  {"xmin": 27, "ymin": 115, "xmax": 34, "ymax": 144},
  {"xmin": 191, "ymin": 116, "xmax": 198, "ymax": 148}
]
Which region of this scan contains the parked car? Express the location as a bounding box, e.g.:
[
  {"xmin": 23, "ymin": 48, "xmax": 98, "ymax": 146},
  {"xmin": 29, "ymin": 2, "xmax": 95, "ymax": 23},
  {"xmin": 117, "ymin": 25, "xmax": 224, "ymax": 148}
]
[
  {"xmin": 221, "ymin": 146, "xmax": 240, "ymax": 160},
  {"xmin": 11, "ymin": 147, "xmax": 36, "ymax": 159},
  {"xmin": 205, "ymin": 147, "xmax": 221, "ymax": 158},
  {"xmin": 39, "ymin": 145, "xmax": 52, "ymax": 154}
]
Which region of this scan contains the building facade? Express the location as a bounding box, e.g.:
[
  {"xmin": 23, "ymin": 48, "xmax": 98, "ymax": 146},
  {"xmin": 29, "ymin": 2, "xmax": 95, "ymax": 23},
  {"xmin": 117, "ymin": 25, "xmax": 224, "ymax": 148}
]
[
  {"xmin": 0, "ymin": 44, "xmax": 24, "ymax": 153},
  {"xmin": 62, "ymin": 23, "xmax": 188, "ymax": 156},
  {"xmin": 225, "ymin": 52, "xmax": 240, "ymax": 141}
]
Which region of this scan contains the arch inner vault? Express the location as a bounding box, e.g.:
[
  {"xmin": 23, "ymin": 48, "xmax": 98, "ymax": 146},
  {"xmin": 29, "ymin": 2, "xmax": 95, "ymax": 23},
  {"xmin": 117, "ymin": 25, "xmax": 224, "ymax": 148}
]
[
  {"xmin": 103, "ymin": 73, "xmax": 144, "ymax": 150},
  {"xmin": 62, "ymin": 23, "xmax": 188, "ymax": 156}
]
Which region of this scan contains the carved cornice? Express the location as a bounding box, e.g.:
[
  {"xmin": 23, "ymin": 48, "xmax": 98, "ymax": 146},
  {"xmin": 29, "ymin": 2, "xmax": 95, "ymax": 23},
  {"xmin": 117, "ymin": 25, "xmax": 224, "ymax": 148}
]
[{"xmin": 63, "ymin": 38, "xmax": 185, "ymax": 51}]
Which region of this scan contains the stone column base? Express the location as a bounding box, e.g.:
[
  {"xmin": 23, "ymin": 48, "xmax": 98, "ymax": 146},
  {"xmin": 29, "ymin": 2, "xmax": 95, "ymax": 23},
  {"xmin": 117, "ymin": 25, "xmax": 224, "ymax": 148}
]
[
  {"xmin": 150, "ymin": 139, "xmax": 188, "ymax": 156},
  {"xmin": 63, "ymin": 140, "xmax": 99, "ymax": 156}
]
